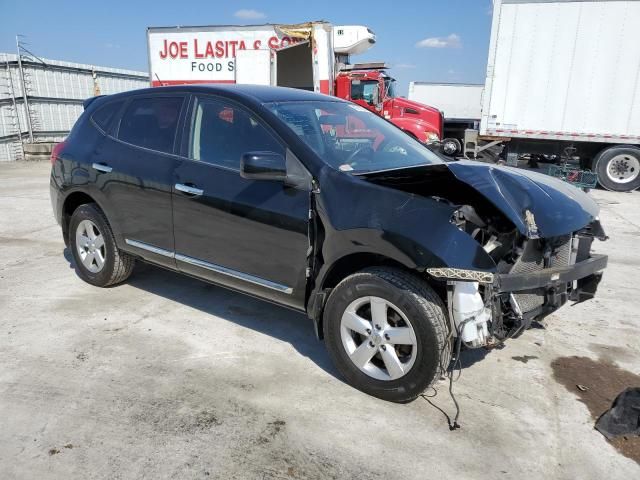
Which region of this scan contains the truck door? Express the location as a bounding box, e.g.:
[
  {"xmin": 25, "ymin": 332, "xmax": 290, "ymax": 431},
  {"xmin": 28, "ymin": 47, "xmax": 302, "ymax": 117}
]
[
  {"xmin": 235, "ymin": 49, "xmax": 273, "ymax": 86},
  {"xmin": 349, "ymin": 79, "xmax": 381, "ymax": 113}
]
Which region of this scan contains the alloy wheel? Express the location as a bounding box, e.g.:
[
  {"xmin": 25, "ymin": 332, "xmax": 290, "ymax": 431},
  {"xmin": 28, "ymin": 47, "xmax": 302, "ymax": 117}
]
[
  {"xmin": 75, "ymin": 219, "xmax": 106, "ymax": 273},
  {"xmin": 340, "ymin": 296, "xmax": 418, "ymax": 381}
]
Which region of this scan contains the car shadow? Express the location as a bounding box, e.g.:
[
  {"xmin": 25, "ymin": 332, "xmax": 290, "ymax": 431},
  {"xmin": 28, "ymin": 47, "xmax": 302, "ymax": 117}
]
[
  {"xmin": 63, "ymin": 248, "xmax": 499, "ymax": 394},
  {"xmin": 64, "ymin": 247, "xmax": 341, "ymax": 380}
]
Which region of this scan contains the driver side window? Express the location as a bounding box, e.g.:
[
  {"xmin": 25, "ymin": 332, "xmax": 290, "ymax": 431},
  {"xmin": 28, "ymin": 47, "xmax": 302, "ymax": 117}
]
[
  {"xmin": 350, "ymin": 81, "xmax": 378, "ymax": 104},
  {"xmin": 188, "ymin": 96, "xmax": 284, "ymax": 169}
]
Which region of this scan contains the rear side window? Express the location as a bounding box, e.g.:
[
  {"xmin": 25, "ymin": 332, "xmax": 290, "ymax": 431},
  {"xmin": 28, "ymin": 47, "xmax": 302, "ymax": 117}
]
[
  {"xmin": 91, "ymin": 100, "xmax": 123, "ymax": 133},
  {"xmin": 118, "ymin": 97, "xmax": 183, "ymax": 154}
]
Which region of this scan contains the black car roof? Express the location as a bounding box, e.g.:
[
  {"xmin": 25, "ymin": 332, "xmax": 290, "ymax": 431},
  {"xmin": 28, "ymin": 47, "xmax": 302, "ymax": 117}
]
[{"xmin": 101, "ymin": 84, "xmax": 345, "ymax": 105}]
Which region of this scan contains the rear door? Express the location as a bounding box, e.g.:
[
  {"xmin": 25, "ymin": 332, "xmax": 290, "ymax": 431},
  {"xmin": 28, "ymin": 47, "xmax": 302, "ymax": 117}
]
[
  {"xmin": 95, "ymin": 93, "xmax": 186, "ymax": 267},
  {"xmin": 172, "ymin": 94, "xmax": 311, "ymax": 309},
  {"xmin": 275, "ymin": 42, "xmax": 314, "ymax": 91}
]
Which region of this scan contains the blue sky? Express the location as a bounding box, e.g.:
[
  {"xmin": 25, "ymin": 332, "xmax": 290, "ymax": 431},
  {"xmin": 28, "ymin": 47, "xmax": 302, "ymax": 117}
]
[{"xmin": 1, "ymin": 0, "xmax": 494, "ymax": 96}]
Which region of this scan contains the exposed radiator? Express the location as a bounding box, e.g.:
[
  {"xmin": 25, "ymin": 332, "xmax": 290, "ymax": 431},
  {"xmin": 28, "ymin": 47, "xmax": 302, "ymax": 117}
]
[
  {"xmin": 510, "ymin": 235, "xmax": 574, "ymax": 313},
  {"xmin": 510, "ymin": 240, "xmax": 545, "ymax": 313}
]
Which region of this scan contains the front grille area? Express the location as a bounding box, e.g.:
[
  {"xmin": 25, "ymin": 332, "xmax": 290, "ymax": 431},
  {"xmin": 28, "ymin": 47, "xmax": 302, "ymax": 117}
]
[
  {"xmin": 510, "ymin": 240, "xmax": 545, "ymax": 313},
  {"xmin": 509, "ymin": 235, "xmax": 574, "ymax": 313},
  {"xmin": 550, "ymin": 235, "xmax": 572, "ymax": 268}
]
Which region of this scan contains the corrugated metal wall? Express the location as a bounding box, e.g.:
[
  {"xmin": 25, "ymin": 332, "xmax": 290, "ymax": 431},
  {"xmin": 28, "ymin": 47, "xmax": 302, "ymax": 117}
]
[{"xmin": 0, "ymin": 53, "xmax": 148, "ymax": 162}]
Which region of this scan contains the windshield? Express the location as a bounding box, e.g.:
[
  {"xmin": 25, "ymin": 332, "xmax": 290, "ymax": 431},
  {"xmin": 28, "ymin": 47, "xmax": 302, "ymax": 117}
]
[
  {"xmin": 384, "ymin": 78, "xmax": 396, "ymax": 98},
  {"xmin": 265, "ymin": 101, "xmax": 442, "ymax": 173}
]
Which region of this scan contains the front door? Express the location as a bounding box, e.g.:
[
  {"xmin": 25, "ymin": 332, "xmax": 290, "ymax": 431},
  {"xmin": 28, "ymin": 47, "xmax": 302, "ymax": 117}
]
[{"xmin": 172, "ymin": 95, "xmax": 310, "ymax": 309}]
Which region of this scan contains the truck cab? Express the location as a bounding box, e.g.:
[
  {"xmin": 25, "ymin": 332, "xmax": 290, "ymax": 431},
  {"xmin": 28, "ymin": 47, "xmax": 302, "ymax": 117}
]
[{"xmin": 335, "ymin": 66, "xmax": 443, "ymax": 144}]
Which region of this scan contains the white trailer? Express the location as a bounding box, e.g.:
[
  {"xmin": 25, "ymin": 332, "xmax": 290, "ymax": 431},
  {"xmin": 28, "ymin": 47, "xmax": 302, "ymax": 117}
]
[
  {"xmin": 468, "ymin": 0, "xmax": 640, "ymax": 192},
  {"xmin": 408, "ymin": 82, "xmax": 483, "ymax": 155},
  {"xmin": 409, "ymin": 82, "xmax": 483, "ymax": 121}
]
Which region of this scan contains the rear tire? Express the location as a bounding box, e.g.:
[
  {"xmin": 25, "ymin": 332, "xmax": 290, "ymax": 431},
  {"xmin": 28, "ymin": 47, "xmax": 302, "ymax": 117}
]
[
  {"xmin": 69, "ymin": 203, "xmax": 134, "ymax": 287},
  {"xmin": 595, "ymin": 146, "xmax": 640, "ymax": 192},
  {"xmin": 323, "ymin": 267, "xmax": 451, "ymax": 403}
]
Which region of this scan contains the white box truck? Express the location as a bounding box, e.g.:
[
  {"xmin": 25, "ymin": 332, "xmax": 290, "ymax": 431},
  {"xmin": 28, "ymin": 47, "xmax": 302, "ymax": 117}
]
[
  {"xmin": 408, "ymin": 82, "xmax": 484, "ymax": 155},
  {"xmin": 463, "ymin": 0, "xmax": 640, "ymax": 192},
  {"xmin": 146, "ymin": 22, "xmax": 445, "ymax": 143}
]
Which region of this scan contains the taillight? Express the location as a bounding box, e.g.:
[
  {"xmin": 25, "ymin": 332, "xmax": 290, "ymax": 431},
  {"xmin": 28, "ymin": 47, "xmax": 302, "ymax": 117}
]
[{"xmin": 50, "ymin": 141, "xmax": 66, "ymax": 165}]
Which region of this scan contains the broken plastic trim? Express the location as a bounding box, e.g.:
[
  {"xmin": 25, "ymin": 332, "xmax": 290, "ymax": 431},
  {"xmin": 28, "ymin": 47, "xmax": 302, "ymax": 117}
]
[{"xmin": 426, "ymin": 268, "xmax": 494, "ymax": 284}]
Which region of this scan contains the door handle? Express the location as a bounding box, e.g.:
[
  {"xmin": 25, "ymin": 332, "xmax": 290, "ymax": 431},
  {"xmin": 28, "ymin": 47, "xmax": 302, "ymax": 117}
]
[
  {"xmin": 175, "ymin": 183, "xmax": 204, "ymax": 196},
  {"xmin": 92, "ymin": 163, "xmax": 113, "ymax": 173}
]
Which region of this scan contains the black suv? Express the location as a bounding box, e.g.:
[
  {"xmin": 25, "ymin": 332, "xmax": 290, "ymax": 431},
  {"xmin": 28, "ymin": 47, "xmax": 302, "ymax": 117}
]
[{"xmin": 50, "ymin": 85, "xmax": 608, "ymax": 402}]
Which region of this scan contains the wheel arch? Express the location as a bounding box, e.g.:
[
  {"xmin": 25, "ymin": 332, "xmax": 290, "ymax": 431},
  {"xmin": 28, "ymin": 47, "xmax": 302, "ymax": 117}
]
[
  {"xmin": 61, "ymin": 191, "xmax": 101, "ymax": 245},
  {"xmin": 308, "ymin": 252, "xmax": 444, "ymax": 339}
]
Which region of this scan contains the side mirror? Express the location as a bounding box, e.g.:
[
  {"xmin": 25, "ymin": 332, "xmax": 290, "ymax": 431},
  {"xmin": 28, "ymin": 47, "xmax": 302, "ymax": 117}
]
[{"xmin": 240, "ymin": 152, "xmax": 287, "ymax": 181}]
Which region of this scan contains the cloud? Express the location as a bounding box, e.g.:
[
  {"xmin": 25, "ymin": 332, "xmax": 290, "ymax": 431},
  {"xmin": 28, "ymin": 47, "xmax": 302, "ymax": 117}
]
[
  {"xmin": 234, "ymin": 9, "xmax": 266, "ymax": 20},
  {"xmin": 394, "ymin": 63, "xmax": 416, "ymax": 69},
  {"xmin": 415, "ymin": 34, "xmax": 462, "ymax": 49}
]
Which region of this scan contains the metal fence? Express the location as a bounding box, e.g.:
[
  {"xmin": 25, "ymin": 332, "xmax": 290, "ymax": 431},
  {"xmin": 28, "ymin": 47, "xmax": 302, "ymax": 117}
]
[{"xmin": 0, "ymin": 53, "xmax": 148, "ymax": 162}]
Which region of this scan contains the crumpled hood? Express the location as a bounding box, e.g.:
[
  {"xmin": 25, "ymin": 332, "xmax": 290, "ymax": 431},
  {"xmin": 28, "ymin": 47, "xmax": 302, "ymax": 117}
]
[
  {"xmin": 361, "ymin": 160, "xmax": 600, "ymax": 239},
  {"xmin": 446, "ymin": 161, "xmax": 599, "ymax": 238}
]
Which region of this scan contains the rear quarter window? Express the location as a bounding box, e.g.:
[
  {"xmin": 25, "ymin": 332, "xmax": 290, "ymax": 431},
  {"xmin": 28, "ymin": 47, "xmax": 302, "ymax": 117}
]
[
  {"xmin": 117, "ymin": 97, "xmax": 183, "ymax": 154},
  {"xmin": 91, "ymin": 100, "xmax": 124, "ymax": 133}
]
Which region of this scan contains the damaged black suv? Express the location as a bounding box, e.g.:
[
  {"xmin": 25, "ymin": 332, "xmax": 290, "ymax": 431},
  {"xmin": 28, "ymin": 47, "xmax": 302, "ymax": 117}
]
[{"xmin": 50, "ymin": 85, "xmax": 608, "ymax": 402}]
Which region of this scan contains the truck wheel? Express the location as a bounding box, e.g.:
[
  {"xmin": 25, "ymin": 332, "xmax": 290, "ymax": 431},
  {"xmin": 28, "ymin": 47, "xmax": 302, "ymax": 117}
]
[
  {"xmin": 69, "ymin": 203, "xmax": 135, "ymax": 287},
  {"xmin": 323, "ymin": 267, "xmax": 451, "ymax": 403},
  {"xmin": 441, "ymin": 137, "xmax": 461, "ymax": 156},
  {"xmin": 595, "ymin": 146, "xmax": 640, "ymax": 192}
]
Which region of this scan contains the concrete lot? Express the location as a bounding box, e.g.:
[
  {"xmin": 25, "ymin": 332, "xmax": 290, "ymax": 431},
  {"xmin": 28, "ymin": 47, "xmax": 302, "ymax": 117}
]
[{"xmin": 1, "ymin": 160, "xmax": 639, "ymax": 479}]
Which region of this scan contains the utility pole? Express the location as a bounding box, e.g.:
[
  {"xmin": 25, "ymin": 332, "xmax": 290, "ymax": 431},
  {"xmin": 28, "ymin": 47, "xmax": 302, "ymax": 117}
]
[{"xmin": 15, "ymin": 35, "xmax": 34, "ymax": 143}]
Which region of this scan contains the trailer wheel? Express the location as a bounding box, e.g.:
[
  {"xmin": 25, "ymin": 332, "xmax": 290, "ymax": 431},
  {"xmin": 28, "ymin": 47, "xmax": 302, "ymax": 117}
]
[
  {"xmin": 441, "ymin": 138, "xmax": 461, "ymax": 156},
  {"xmin": 595, "ymin": 146, "xmax": 640, "ymax": 192}
]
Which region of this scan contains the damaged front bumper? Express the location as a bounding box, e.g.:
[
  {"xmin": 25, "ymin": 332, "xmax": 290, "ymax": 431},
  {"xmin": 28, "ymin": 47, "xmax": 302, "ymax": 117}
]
[
  {"xmin": 497, "ymin": 253, "xmax": 607, "ymax": 301},
  {"xmin": 491, "ymin": 252, "xmax": 608, "ymax": 339},
  {"xmin": 437, "ymin": 252, "xmax": 607, "ymax": 346}
]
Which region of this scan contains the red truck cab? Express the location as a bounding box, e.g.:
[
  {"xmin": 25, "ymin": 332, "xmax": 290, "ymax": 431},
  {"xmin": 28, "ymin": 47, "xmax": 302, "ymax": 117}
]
[{"xmin": 334, "ymin": 67, "xmax": 443, "ymax": 144}]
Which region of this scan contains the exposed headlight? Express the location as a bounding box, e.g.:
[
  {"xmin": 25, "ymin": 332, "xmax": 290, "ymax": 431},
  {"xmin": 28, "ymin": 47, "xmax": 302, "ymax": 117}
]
[
  {"xmin": 426, "ymin": 132, "xmax": 440, "ymax": 143},
  {"xmin": 426, "ymin": 267, "xmax": 494, "ymax": 283}
]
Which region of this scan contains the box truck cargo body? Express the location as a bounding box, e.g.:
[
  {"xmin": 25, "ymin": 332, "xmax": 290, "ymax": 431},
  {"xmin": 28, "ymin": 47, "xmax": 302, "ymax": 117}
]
[
  {"xmin": 472, "ymin": 0, "xmax": 640, "ymax": 191},
  {"xmin": 408, "ymin": 82, "xmax": 483, "ymax": 155},
  {"xmin": 147, "ymin": 22, "xmax": 445, "ymax": 143},
  {"xmin": 409, "ymin": 83, "xmax": 483, "ymax": 122},
  {"xmin": 147, "ymin": 23, "xmax": 334, "ymax": 94}
]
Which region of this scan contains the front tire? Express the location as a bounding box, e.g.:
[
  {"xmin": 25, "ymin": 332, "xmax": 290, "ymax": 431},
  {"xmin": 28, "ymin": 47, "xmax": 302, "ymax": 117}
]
[
  {"xmin": 69, "ymin": 203, "xmax": 134, "ymax": 287},
  {"xmin": 323, "ymin": 267, "xmax": 451, "ymax": 403}
]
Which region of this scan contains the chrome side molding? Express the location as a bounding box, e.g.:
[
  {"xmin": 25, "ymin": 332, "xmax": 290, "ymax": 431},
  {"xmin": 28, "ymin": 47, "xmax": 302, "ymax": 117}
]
[
  {"xmin": 125, "ymin": 239, "xmax": 175, "ymax": 258},
  {"xmin": 175, "ymin": 253, "xmax": 293, "ymax": 294},
  {"xmin": 124, "ymin": 238, "xmax": 293, "ymax": 294}
]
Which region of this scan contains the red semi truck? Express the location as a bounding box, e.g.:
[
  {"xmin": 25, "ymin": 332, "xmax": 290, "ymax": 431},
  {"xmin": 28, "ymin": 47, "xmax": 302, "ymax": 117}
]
[{"xmin": 147, "ymin": 22, "xmax": 443, "ymax": 144}]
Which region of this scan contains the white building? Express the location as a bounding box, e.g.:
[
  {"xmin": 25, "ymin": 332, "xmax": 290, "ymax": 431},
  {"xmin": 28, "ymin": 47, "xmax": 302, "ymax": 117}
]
[{"xmin": 0, "ymin": 53, "xmax": 148, "ymax": 162}]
